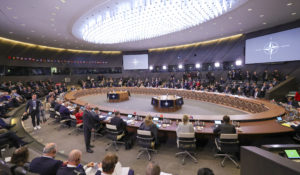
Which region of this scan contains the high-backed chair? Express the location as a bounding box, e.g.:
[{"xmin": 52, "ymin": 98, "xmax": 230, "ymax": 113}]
[
  {"xmin": 68, "ymin": 115, "xmax": 83, "ymax": 135},
  {"xmin": 214, "ymin": 133, "xmax": 240, "ymax": 168},
  {"xmin": 175, "ymin": 132, "xmax": 198, "ymax": 165},
  {"xmin": 136, "ymin": 130, "xmax": 157, "ymax": 161},
  {"xmin": 105, "ymin": 124, "xmax": 125, "ymax": 151}
]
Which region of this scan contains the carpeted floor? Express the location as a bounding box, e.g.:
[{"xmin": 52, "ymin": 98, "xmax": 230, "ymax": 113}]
[{"xmin": 78, "ymin": 94, "xmax": 246, "ymax": 115}]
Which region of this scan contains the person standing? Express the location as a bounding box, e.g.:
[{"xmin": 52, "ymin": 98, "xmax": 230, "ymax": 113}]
[
  {"xmin": 83, "ymin": 104, "xmax": 101, "ymax": 153},
  {"xmin": 24, "ymin": 94, "xmax": 42, "ymax": 130}
]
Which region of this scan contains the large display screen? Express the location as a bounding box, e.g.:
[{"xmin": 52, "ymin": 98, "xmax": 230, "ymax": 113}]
[
  {"xmin": 245, "ymin": 27, "xmax": 300, "ymax": 64},
  {"xmin": 123, "ymin": 54, "xmax": 148, "ymax": 70}
]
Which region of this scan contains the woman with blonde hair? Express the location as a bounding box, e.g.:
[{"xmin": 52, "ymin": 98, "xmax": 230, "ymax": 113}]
[
  {"xmin": 176, "ymin": 114, "xmax": 194, "ymax": 135},
  {"xmin": 139, "ymin": 115, "xmax": 159, "ymax": 146}
]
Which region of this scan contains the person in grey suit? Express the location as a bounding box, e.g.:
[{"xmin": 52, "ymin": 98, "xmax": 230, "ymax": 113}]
[
  {"xmin": 83, "ymin": 104, "xmax": 102, "ymax": 153},
  {"xmin": 176, "ymin": 114, "xmax": 194, "ymax": 135},
  {"xmin": 213, "ymin": 115, "xmax": 236, "ymax": 134}
]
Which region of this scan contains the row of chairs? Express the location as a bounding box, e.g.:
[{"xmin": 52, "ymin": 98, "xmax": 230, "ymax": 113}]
[{"xmin": 105, "ymin": 124, "xmax": 239, "ymax": 167}]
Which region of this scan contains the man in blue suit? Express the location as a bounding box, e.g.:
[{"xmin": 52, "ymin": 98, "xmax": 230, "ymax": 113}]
[
  {"xmin": 59, "ymin": 102, "xmax": 72, "ymax": 127},
  {"xmin": 56, "ymin": 149, "xmax": 86, "ymax": 175},
  {"xmin": 29, "ymin": 143, "xmax": 63, "ymax": 175},
  {"xmin": 24, "ymin": 94, "xmax": 42, "ymax": 130}
]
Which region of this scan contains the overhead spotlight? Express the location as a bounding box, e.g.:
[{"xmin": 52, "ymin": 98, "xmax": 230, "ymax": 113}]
[
  {"xmin": 149, "ymin": 65, "xmax": 153, "ymax": 70},
  {"xmin": 178, "ymin": 64, "xmax": 183, "ymax": 69},
  {"xmin": 214, "ymin": 62, "xmax": 220, "ymax": 68},
  {"xmin": 235, "ymin": 60, "xmax": 242, "ymax": 66},
  {"xmin": 195, "ymin": 63, "xmax": 201, "ymax": 68},
  {"xmin": 162, "ymin": 65, "xmax": 167, "ymax": 70}
]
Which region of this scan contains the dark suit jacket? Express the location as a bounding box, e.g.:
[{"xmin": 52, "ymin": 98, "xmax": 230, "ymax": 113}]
[
  {"xmin": 29, "ymin": 156, "xmax": 62, "ymax": 175},
  {"xmin": 25, "ymin": 99, "xmax": 41, "ymax": 113},
  {"xmin": 59, "ymin": 105, "xmax": 71, "ymax": 120},
  {"xmin": 56, "ymin": 165, "xmax": 86, "ymax": 175},
  {"xmin": 213, "ymin": 123, "xmax": 236, "ymax": 135},
  {"xmin": 54, "ymin": 103, "xmax": 62, "ymax": 112},
  {"xmin": 83, "ymin": 110, "xmax": 101, "ymax": 130},
  {"xmin": 110, "ymin": 116, "xmax": 127, "ymax": 131}
]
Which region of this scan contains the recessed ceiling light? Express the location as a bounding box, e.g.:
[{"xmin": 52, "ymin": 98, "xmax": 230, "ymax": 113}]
[
  {"xmin": 50, "ymin": 18, "xmax": 55, "ymax": 22},
  {"xmin": 6, "ymin": 7, "xmax": 12, "ymax": 10},
  {"xmin": 53, "ymin": 28, "xmax": 57, "ymax": 31},
  {"xmin": 259, "ymin": 14, "xmax": 264, "ymax": 18},
  {"xmin": 54, "ymin": 40, "xmax": 57, "ymax": 42},
  {"xmin": 287, "ymin": 2, "xmax": 293, "ymax": 6},
  {"xmin": 60, "ymin": 0, "xmax": 66, "ymax": 3},
  {"xmin": 238, "ymin": 22, "xmax": 242, "ymax": 25},
  {"xmin": 240, "ymin": 29, "xmax": 243, "ymax": 31},
  {"xmin": 31, "ymin": 30, "xmax": 35, "ymax": 33},
  {"xmin": 9, "ymin": 32, "xmax": 13, "ymax": 34},
  {"xmin": 26, "ymin": 37, "xmax": 30, "ymax": 40},
  {"xmin": 291, "ymin": 12, "xmax": 296, "ymax": 15},
  {"xmin": 228, "ymin": 16, "xmax": 232, "ymax": 20},
  {"xmin": 55, "ymin": 6, "xmax": 60, "ymax": 10},
  {"xmin": 13, "ymin": 16, "xmax": 18, "ymax": 19},
  {"xmin": 248, "ymin": 8, "xmax": 252, "ymax": 11},
  {"xmin": 20, "ymin": 24, "xmax": 26, "ymax": 27},
  {"xmin": 262, "ymin": 22, "xmax": 267, "ymax": 25},
  {"xmin": 51, "ymin": 12, "xmax": 56, "ymax": 16}
]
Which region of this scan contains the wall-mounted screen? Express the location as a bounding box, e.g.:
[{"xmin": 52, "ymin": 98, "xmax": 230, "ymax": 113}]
[
  {"xmin": 123, "ymin": 54, "xmax": 148, "ymax": 70},
  {"xmin": 245, "ymin": 27, "xmax": 300, "ymax": 64}
]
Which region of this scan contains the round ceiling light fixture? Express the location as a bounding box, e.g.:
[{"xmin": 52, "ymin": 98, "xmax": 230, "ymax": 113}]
[{"xmin": 73, "ymin": 0, "xmax": 247, "ymax": 44}]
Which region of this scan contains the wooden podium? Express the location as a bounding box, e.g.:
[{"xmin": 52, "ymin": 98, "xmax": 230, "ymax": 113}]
[
  {"xmin": 151, "ymin": 95, "xmax": 184, "ymax": 112},
  {"xmin": 107, "ymin": 91, "xmax": 130, "ymax": 102}
]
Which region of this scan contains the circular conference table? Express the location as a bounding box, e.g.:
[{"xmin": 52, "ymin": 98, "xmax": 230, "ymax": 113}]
[
  {"xmin": 107, "ymin": 90, "xmax": 130, "ymax": 102},
  {"xmin": 151, "ymin": 95, "xmax": 184, "ymax": 112},
  {"xmin": 64, "ymin": 87, "xmax": 295, "ymax": 135}
]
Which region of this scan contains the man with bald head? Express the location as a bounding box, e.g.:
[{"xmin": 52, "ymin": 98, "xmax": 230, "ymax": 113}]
[
  {"xmin": 83, "ymin": 104, "xmax": 102, "ymax": 153},
  {"xmin": 29, "ymin": 143, "xmax": 63, "ymax": 175},
  {"xmin": 56, "ymin": 149, "xmax": 85, "ymax": 175}
]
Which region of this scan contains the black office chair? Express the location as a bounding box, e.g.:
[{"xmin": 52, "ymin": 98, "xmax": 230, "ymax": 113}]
[
  {"xmin": 48, "ymin": 111, "xmax": 61, "ymax": 125},
  {"xmin": 175, "ymin": 132, "xmax": 198, "ymax": 165},
  {"xmin": 136, "ymin": 130, "xmax": 157, "ymax": 161},
  {"xmin": 0, "ymin": 144, "xmax": 10, "ymax": 159},
  {"xmin": 105, "ymin": 124, "xmax": 125, "ymax": 151},
  {"xmin": 68, "ymin": 115, "xmax": 83, "ymax": 135},
  {"xmin": 214, "ymin": 133, "xmax": 240, "ymax": 168}
]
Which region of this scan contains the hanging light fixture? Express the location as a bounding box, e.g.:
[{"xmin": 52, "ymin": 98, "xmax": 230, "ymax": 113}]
[{"xmin": 74, "ymin": 0, "xmax": 247, "ymax": 44}]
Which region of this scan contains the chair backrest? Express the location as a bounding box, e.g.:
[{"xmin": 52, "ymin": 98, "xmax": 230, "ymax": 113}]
[
  {"xmin": 218, "ymin": 134, "xmax": 239, "ymax": 153},
  {"xmin": 177, "ymin": 132, "xmax": 195, "ymax": 150},
  {"xmin": 106, "ymin": 124, "xmax": 117, "ymax": 130},
  {"xmin": 177, "ymin": 132, "xmax": 195, "ymax": 139},
  {"xmin": 220, "ymin": 134, "xmax": 238, "ymax": 140},
  {"xmin": 137, "ymin": 130, "xmax": 151, "ymax": 136},
  {"xmin": 137, "ymin": 130, "xmax": 154, "ymax": 148}
]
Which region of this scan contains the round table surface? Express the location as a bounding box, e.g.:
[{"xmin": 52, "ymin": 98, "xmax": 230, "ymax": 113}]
[{"xmin": 152, "ymin": 95, "xmax": 182, "ymax": 100}]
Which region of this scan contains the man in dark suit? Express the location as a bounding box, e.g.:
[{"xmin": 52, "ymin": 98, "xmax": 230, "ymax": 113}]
[
  {"xmin": 29, "ymin": 143, "xmax": 63, "ymax": 175},
  {"xmin": 24, "ymin": 94, "xmax": 42, "ymax": 130},
  {"xmin": 56, "ymin": 149, "xmax": 85, "ymax": 175},
  {"xmin": 213, "ymin": 115, "xmax": 236, "ymax": 134},
  {"xmin": 110, "ymin": 111, "xmax": 127, "ymax": 132},
  {"xmin": 83, "ymin": 104, "xmax": 102, "ymax": 153},
  {"xmin": 59, "ymin": 102, "xmax": 72, "ymax": 127}
]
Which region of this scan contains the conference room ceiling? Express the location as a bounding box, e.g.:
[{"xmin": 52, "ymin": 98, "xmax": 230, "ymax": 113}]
[{"xmin": 0, "ymin": 0, "xmax": 299, "ymax": 51}]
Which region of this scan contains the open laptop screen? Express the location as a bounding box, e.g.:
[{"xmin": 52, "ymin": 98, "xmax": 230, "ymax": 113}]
[{"xmin": 284, "ymin": 149, "xmax": 300, "ymax": 159}]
